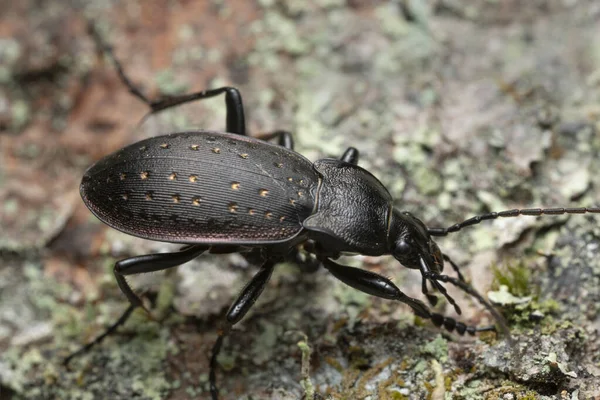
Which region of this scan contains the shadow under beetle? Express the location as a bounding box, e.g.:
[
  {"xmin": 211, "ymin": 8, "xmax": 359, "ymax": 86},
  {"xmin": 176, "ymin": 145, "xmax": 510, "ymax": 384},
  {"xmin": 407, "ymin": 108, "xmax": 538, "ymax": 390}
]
[{"xmin": 67, "ymin": 29, "xmax": 600, "ymax": 399}]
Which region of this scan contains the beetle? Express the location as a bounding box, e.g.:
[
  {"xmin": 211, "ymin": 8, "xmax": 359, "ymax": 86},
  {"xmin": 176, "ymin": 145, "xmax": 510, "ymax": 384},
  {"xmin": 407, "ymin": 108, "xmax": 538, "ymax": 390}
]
[{"xmin": 67, "ymin": 29, "xmax": 600, "ymax": 400}]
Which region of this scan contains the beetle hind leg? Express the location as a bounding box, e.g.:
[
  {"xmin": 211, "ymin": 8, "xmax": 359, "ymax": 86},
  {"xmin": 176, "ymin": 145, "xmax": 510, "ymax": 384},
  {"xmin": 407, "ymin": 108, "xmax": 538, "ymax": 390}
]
[
  {"xmin": 89, "ymin": 25, "xmax": 247, "ymax": 136},
  {"xmin": 253, "ymin": 130, "xmax": 295, "ymax": 149}
]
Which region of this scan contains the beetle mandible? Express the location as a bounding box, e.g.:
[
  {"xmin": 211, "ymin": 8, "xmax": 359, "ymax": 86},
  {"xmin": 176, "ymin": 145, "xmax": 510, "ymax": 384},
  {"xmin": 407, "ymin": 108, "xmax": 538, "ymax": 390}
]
[{"xmin": 66, "ymin": 29, "xmax": 600, "ymax": 400}]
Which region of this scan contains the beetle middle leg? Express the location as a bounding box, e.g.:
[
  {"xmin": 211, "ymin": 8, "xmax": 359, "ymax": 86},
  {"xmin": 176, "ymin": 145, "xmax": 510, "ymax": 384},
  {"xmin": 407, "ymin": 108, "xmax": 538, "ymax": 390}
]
[
  {"xmin": 64, "ymin": 244, "xmax": 208, "ymax": 365},
  {"xmin": 90, "ymin": 25, "xmax": 247, "ymax": 136},
  {"xmin": 114, "ymin": 245, "xmax": 209, "ymax": 308},
  {"xmin": 210, "ymin": 259, "xmax": 276, "ymax": 400},
  {"xmin": 340, "ymin": 147, "xmax": 359, "ymax": 164}
]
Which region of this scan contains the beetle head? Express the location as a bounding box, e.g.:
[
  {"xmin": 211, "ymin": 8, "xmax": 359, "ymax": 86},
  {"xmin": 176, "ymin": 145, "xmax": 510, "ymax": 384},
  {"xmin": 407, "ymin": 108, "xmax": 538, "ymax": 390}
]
[{"xmin": 390, "ymin": 210, "xmax": 444, "ymax": 273}]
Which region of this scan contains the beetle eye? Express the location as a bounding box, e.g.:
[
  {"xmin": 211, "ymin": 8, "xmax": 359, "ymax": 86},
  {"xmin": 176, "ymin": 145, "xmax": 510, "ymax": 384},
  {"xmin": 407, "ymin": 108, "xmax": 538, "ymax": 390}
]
[{"xmin": 395, "ymin": 240, "xmax": 411, "ymax": 255}]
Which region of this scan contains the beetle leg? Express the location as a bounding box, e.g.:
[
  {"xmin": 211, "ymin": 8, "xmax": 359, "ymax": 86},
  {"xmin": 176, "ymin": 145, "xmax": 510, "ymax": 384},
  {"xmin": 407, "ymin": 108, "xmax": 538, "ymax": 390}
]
[
  {"xmin": 322, "ymin": 258, "xmax": 498, "ymax": 336},
  {"xmin": 90, "ymin": 26, "xmax": 246, "ymax": 135},
  {"xmin": 64, "ymin": 245, "xmax": 209, "ymax": 365},
  {"xmin": 340, "ymin": 147, "xmax": 359, "ymax": 165},
  {"xmin": 210, "ymin": 259, "xmax": 276, "ymax": 400},
  {"xmin": 63, "ymin": 304, "xmax": 136, "ymax": 366},
  {"xmin": 253, "ymin": 130, "xmax": 295, "ymax": 149},
  {"xmin": 114, "ymin": 245, "xmax": 209, "ymax": 308}
]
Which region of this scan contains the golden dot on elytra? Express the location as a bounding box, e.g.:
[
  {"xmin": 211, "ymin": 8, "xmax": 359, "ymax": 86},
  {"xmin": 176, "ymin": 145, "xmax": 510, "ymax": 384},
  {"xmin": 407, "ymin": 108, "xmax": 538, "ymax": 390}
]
[
  {"xmin": 259, "ymin": 189, "xmax": 269, "ymax": 197},
  {"xmin": 248, "ymin": 208, "xmax": 255, "ymax": 215},
  {"xmin": 120, "ymin": 173, "xmax": 126, "ymax": 180},
  {"xmin": 169, "ymin": 172, "xmax": 177, "ymax": 181},
  {"xmin": 239, "ymin": 153, "xmax": 248, "ymax": 159},
  {"xmin": 160, "ymin": 143, "xmax": 170, "ymax": 149},
  {"xmin": 140, "ymin": 171, "xmax": 149, "ymax": 180},
  {"xmin": 212, "ymin": 147, "xmax": 221, "ymax": 154},
  {"xmin": 190, "ymin": 144, "xmax": 200, "ymax": 151},
  {"xmin": 228, "ymin": 202, "xmax": 238, "ymax": 213},
  {"xmin": 172, "ymin": 194, "xmax": 180, "ymax": 203},
  {"xmin": 231, "ymin": 182, "xmax": 240, "ymax": 190},
  {"xmin": 265, "ymin": 211, "xmax": 273, "ymax": 219},
  {"xmin": 145, "ymin": 192, "xmax": 153, "ymax": 201},
  {"xmin": 189, "ymin": 175, "xmax": 198, "ymax": 183},
  {"xmin": 192, "ymin": 197, "xmax": 201, "ymax": 206}
]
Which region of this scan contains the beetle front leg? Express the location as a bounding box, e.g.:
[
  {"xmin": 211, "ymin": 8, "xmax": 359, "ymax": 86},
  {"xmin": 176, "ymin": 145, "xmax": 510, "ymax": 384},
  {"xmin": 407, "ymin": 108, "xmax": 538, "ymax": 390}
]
[
  {"xmin": 422, "ymin": 271, "xmax": 510, "ymax": 338},
  {"xmin": 210, "ymin": 259, "xmax": 276, "ymax": 400},
  {"xmin": 322, "ymin": 258, "xmax": 496, "ymax": 335}
]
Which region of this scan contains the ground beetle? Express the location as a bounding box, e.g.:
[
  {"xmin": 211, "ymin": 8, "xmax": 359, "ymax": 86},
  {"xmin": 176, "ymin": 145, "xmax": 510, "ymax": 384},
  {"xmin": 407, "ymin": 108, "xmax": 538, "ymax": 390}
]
[{"xmin": 66, "ymin": 29, "xmax": 600, "ymax": 399}]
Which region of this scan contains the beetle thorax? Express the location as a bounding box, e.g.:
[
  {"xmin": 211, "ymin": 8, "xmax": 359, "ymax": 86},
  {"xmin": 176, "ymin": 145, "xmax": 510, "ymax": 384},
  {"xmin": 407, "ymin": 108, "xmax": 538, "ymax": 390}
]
[{"xmin": 302, "ymin": 159, "xmax": 394, "ymax": 256}]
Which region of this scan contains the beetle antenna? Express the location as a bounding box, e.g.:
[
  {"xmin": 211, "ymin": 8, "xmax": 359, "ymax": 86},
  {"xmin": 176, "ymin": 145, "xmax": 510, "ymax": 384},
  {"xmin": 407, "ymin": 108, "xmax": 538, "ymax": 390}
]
[{"xmin": 428, "ymin": 207, "xmax": 600, "ymax": 237}]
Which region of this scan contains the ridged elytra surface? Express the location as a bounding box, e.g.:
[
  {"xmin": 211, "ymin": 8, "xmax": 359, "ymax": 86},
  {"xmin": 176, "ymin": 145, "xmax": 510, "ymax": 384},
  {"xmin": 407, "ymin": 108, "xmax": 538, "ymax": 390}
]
[{"xmin": 80, "ymin": 131, "xmax": 318, "ymax": 244}]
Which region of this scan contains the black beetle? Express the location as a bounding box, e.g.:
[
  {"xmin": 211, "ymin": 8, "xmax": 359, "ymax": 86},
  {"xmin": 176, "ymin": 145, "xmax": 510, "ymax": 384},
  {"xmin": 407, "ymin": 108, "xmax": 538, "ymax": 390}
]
[{"xmin": 67, "ymin": 30, "xmax": 600, "ymax": 400}]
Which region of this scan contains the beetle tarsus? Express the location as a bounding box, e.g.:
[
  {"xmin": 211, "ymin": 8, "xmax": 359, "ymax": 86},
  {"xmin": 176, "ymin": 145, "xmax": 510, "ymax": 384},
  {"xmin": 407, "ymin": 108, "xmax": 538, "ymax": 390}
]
[
  {"xmin": 63, "ymin": 304, "xmax": 136, "ymax": 366},
  {"xmin": 210, "ymin": 259, "xmax": 276, "ymax": 399},
  {"xmin": 425, "ymin": 272, "xmax": 511, "ymax": 339},
  {"xmin": 89, "ymin": 25, "xmax": 247, "ymax": 136},
  {"xmin": 321, "ymin": 258, "xmax": 494, "ymax": 335}
]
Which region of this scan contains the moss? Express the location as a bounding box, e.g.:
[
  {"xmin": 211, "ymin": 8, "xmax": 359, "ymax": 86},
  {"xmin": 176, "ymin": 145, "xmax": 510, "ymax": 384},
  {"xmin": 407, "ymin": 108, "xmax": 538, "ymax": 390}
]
[
  {"xmin": 325, "ymin": 356, "xmax": 345, "ymax": 373},
  {"xmin": 298, "ymin": 338, "xmax": 315, "ymax": 399},
  {"xmin": 420, "ymin": 335, "xmax": 448, "ymax": 363},
  {"xmin": 491, "ymin": 260, "xmax": 532, "ymax": 298},
  {"xmin": 444, "ymin": 368, "xmax": 462, "ymax": 391}
]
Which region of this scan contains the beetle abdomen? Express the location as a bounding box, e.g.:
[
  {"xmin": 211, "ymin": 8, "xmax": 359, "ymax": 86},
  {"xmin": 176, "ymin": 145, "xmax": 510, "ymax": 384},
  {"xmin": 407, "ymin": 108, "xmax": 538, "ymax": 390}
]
[{"xmin": 80, "ymin": 131, "xmax": 318, "ymax": 244}]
